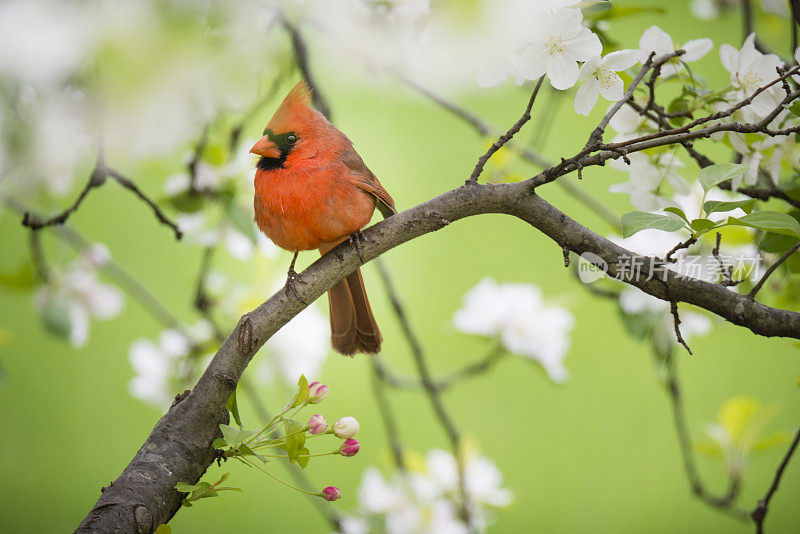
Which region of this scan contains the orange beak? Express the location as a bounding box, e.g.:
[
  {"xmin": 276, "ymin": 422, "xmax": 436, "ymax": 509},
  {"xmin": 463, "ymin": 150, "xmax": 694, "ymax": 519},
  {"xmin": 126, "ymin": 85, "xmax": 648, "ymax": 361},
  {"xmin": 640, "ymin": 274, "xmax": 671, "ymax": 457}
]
[{"xmin": 250, "ymin": 136, "xmax": 281, "ymax": 158}]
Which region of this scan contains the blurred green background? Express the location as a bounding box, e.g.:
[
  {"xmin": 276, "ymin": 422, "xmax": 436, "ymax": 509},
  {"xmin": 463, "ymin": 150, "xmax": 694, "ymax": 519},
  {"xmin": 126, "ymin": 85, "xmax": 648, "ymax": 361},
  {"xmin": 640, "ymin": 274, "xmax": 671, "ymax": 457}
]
[{"xmin": 0, "ymin": 1, "xmax": 798, "ymax": 532}]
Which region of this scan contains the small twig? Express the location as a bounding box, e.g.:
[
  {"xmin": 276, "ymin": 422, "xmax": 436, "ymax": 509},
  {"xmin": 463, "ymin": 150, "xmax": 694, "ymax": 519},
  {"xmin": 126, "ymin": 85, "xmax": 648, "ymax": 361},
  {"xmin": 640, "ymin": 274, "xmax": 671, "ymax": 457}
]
[
  {"xmin": 751, "ymin": 424, "xmax": 800, "ymax": 533},
  {"xmin": 670, "ymin": 301, "xmax": 693, "ymax": 355},
  {"xmin": 436, "ymin": 345, "xmax": 506, "ymax": 390},
  {"xmin": 791, "ymin": 0, "xmax": 800, "ymax": 55},
  {"xmin": 711, "ymin": 233, "xmax": 741, "ymax": 287},
  {"xmin": 664, "ymin": 352, "xmax": 749, "ymax": 520},
  {"xmin": 664, "ymin": 236, "xmax": 697, "ymax": 263},
  {"xmin": 466, "ymin": 76, "xmax": 545, "ymax": 186},
  {"xmin": 370, "ymin": 358, "xmax": 406, "ymax": 471},
  {"xmin": 374, "ymin": 258, "xmax": 474, "ymax": 532},
  {"xmin": 281, "ymin": 17, "xmax": 331, "ymax": 119},
  {"xmin": 193, "ymin": 245, "xmax": 227, "ymax": 341},
  {"xmin": 22, "ymin": 166, "xmax": 106, "ymax": 231},
  {"xmin": 28, "ymin": 230, "xmax": 50, "ymax": 282},
  {"xmin": 748, "ymin": 240, "xmax": 800, "ymax": 299},
  {"xmin": 187, "ymin": 126, "xmax": 209, "ymax": 194},
  {"xmin": 238, "ymin": 376, "xmax": 343, "ymax": 531},
  {"xmin": 105, "ymin": 168, "xmax": 182, "ymax": 239},
  {"xmin": 586, "ymin": 51, "xmax": 665, "ymax": 147}
]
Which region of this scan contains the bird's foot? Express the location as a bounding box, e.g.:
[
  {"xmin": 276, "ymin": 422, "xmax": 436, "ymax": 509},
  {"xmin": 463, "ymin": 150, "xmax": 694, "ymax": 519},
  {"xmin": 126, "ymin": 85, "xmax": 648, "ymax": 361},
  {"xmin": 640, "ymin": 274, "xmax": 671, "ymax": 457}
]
[
  {"xmin": 349, "ymin": 230, "xmax": 366, "ymax": 264},
  {"xmin": 285, "ymin": 267, "xmax": 307, "ymax": 305}
]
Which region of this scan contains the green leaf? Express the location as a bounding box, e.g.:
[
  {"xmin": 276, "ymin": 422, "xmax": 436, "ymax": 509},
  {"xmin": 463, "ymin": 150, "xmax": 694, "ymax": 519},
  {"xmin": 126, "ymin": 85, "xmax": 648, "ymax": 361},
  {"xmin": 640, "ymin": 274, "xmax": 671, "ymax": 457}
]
[
  {"xmin": 226, "ymin": 389, "xmax": 242, "ymax": 428},
  {"xmin": 663, "ymin": 207, "xmax": 689, "ymax": 223},
  {"xmin": 238, "ymin": 443, "xmax": 268, "ymax": 463},
  {"xmin": 219, "ymin": 424, "xmax": 255, "ymax": 447},
  {"xmin": 288, "ymin": 374, "xmax": 310, "ymax": 409},
  {"xmin": 175, "ymin": 482, "xmax": 202, "ymax": 493},
  {"xmin": 784, "ymin": 101, "xmax": 800, "ymax": 117},
  {"xmin": 689, "ymin": 218, "xmax": 719, "ymax": 234},
  {"xmin": 212, "ymin": 437, "xmax": 227, "ymax": 449},
  {"xmin": 728, "ymin": 211, "xmax": 800, "ymax": 237},
  {"xmin": 621, "ymin": 211, "xmax": 685, "ymax": 237},
  {"xmin": 283, "ymin": 418, "xmax": 306, "ymax": 465},
  {"xmin": 699, "ymin": 163, "xmax": 747, "ymax": 192},
  {"xmin": 155, "ymin": 524, "xmax": 172, "ymax": 534},
  {"xmin": 703, "ymin": 198, "xmax": 756, "ymax": 215},
  {"xmin": 297, "ymin": 446, "xmax": 310, "ymax": 469}
]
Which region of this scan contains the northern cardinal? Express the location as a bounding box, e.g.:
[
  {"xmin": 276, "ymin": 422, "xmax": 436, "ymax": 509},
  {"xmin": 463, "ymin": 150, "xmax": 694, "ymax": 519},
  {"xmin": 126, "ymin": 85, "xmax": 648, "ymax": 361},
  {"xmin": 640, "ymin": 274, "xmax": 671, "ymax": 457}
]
[{"xmin": 250, "ymin": 81, "xmax": 395, "ymax": 355}]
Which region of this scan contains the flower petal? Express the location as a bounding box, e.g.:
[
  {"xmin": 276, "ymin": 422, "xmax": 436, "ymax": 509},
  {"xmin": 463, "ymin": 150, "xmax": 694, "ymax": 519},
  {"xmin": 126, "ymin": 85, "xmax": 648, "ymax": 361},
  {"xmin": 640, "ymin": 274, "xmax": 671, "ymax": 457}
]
[
  {"xmin": 518, "ymin": 44, "xmax": 548, "ymax": 81},
  {"xmin": 719, "ymin": 43, "xmax": 739, "ymax": 73},
  {"xmin": 578, "ymin": 55, "xmax": 601, "ymax": 82},
  {"xmin": 601, "ymin": 49, "xmax": 640, "ymax": 71},
  {"xmin": 639, "ymin": 25, "xmax": 673, "ymax": 55},
  {"xmin": 682, "ymin": 38, "xmax": 713, "ymax": 61},
  {"xmin": 598, "ymin": 72, "xmax": 624, "ymax": 101},
  {"xmin": 547, "ymin": 53, "xmax": 579, "ymax": 90},
  {"xmin": 565, "ymin": 29, "xmax": 602, "ymax": 62},
  {"xmin": 574, "ymin": 79, "xmax": 600, "ymax": 115}
]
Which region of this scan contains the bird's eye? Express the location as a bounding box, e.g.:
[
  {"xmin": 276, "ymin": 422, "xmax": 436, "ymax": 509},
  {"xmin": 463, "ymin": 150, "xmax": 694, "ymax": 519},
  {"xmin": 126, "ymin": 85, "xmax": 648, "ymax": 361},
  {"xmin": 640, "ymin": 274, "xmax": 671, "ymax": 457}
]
[{"xmin": 287, "ymin": 134, "xmax": 297, "ymax": 144}]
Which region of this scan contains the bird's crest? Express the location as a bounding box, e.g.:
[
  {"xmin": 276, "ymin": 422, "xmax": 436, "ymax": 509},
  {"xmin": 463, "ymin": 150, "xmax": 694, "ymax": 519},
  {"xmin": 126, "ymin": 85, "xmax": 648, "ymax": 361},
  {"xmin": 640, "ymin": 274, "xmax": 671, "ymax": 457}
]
[{"xmin": 267, "ymin": 80, "xmax": 318, "ymax": 131}]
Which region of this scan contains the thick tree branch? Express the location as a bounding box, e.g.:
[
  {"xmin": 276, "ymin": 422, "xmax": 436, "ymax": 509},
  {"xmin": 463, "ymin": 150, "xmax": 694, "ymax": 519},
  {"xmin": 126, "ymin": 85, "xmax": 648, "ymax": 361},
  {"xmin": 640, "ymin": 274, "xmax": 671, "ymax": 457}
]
[{"xmin": 76, "ymin": 174, "xmax": 800, "ymax": 531}]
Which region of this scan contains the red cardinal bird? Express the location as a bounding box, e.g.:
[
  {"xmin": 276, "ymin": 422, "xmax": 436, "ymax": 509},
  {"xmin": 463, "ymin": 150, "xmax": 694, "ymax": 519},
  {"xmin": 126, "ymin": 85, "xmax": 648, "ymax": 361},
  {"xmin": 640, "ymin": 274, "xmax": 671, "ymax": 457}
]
[{"xmin": 250, "ymin": 81, "xmax": 395, "ymax": 355}]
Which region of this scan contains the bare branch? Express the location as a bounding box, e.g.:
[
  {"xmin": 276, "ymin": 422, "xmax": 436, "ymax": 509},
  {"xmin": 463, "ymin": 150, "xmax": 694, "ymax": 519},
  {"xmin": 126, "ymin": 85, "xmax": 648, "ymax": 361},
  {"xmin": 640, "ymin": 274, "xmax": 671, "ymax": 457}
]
[
  {"xmin": 74, "ymin": 172, "xmax": 800, "ymax": 531},
  {"xmin": 751, "ymin": 424, "xmax": 800, "ymax": 533},
  {"xmin": 370, "ymin": 358, "xmax": 407, "ymax": 471},
  {"xmin": 281, "ymin": 17, "xmax": 331, "ymax": 119},
  {"xmin": 404, "ymin": 79, "xmax": 621, "ymax": 230},
  {"xmin": 466, "ymin": 76, "xmax": 545, "ymax": 185},
  {"xmin": 105, "ymin": 168, "xmax": 183, "ymax": 240},
  {"xmin": 374, "ymin": 258, "xmax": 475, "ymax": 532},
  {"xmin": 670, "ymin": 302, "xmax": 693, "ymax": 355},
  {"xmin": 664, "ymin": 353, "xmax": 749, "ymax": 520},
  {"xmin": 748, "ymin": 240, "xmax": 800, "ymax": 298}
]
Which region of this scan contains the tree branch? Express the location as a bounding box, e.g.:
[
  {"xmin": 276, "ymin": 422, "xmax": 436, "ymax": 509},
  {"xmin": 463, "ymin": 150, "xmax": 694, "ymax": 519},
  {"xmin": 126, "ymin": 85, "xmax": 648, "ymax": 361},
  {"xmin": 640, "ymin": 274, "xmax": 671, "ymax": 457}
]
[
  {"xmin": 76, "ymin": 174, "xmax": 800, "ymax": 531},
  {"xmin": 748, "ymin": 240, "xmax": 800, "ymax": 299},
  {"xmin": 751, "ymin": 424, "xmax": 800, "ymax": 533},
  {"xmin": 664, "ymin": 353, "xmax": 749, "ymax": 520},
  {"xmin": 466, "ymin": 76, "xmax": 544, "ymax": 185}
]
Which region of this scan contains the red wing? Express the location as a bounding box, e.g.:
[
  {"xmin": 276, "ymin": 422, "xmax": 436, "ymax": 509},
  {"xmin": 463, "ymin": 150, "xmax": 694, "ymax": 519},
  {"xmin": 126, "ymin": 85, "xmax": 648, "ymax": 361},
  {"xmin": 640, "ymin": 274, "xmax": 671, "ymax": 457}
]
[{"xmin": 341, "ymin": 147, "xmax": 396, "ymax": 219}]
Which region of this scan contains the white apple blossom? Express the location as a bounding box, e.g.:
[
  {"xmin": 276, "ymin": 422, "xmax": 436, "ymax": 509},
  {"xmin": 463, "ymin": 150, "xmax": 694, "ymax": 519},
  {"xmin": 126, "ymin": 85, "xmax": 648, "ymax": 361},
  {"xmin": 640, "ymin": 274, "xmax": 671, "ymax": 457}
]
[
  {"xmin": 719, "ymin": 33, "xmax": 783, "ymax": 118},
  {"xmin": 346, "ymin": 449, "xmax": 512, "ymax": 534},
  {"xmin": 128, "ymin": 322, "xmax": 213, "ymax": 408},
  {"xmin": 638, "ymin": 26, "xmax": 713, "ymax": 77},
  {"xmin": 518, "ymin": 8, "xmax": 602, "ymax": 90},
  {"xmin": 608, "ymin": 101, "xmax": 659, "ymax": 143},
  {"xmin": 453, "ymin": 278, "xmax": 574, "ymax": 383},
  {"xmin": 34, "ymin": 248, "xmax": 124, "ymax": 348},
  {"xmin": 176, "ymin": 212, "xmax": 276, "ymax": 261},
  {"xmin": 609, "ymin": 152, "xmax": 689, "ymax": 211},
  {"xmin": 574, "ymin": 50, "xmax": 640, "ymax": 115}
]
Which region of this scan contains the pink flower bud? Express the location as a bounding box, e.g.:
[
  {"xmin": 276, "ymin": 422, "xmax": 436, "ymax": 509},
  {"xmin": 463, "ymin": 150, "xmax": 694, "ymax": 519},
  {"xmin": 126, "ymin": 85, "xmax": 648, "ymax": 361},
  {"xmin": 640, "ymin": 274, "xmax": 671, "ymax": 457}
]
[
  {"xmin": 333, "ymin": 416, "xmax": 359, "ymax": 439},
  {"xmin": 308, "ymin": 414, "xmax": 327, "ymax": 435},
  {"xmin": 321, "ymin": 486, "xmax": 341, "ymax": 501},
  {"xmin": 308, "ymin": 381, "xmax": 329, "ymax": 403},
  {"xmin": 339, "ymin": 438, "xmax": 360, "ymax": 457}
]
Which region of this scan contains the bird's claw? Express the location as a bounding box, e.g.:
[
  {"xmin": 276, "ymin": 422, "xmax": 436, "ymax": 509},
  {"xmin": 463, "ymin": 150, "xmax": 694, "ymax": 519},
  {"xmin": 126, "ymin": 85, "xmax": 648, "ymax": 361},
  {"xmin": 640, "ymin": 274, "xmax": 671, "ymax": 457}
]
[
  {"xmin": 349, "ymin": 230, "xmax": 365, "ymax": 264},
  {"xmin": 285, "ymin": 267, "xmax": 307, "ymax": 305}
]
